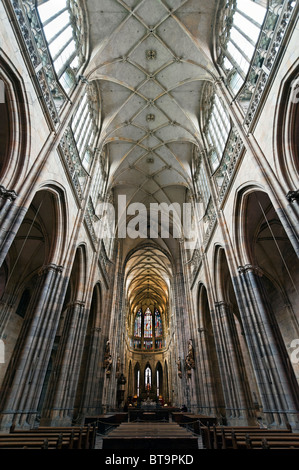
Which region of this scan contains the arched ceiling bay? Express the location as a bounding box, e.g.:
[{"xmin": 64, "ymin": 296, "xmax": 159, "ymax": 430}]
[{"xmin": 84, "ymin": 0, "xmax": 218, "ymax": 208}]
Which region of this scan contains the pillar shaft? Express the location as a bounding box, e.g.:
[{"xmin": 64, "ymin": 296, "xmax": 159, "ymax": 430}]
[{"xmin": 0, "ymin": 263, "xmax": 64, "ymax": 430}]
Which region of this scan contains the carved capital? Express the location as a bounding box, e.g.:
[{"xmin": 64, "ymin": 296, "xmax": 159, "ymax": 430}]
[
  {"xmin": 0, "ymin": 185, "xmax": 17, "ymax": 201},
  {"xmin": 286, "ymin": 190, "xmax": 299, "ymax": 203},
  {"xmin": 38, "ymin": 263, "xmax": 63, "ymax": 276},
  {"xmin": 238, "ymin": 264, "xmax": 263, "ymax": 277}
]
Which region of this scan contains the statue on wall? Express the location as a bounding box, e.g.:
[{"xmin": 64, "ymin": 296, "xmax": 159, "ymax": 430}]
[
  {"xmin": 176, "ymin": 357, "xmax": 182, "ymax": 378},
  {"xmin": 104, "ymin": 340, "xmax": 111, "ymax": 369},
  {"xmin": 116, "ymin": 356, "xmax": 121, "ymax": 378},
  {"xmin": 185, "ymin": 339, "xmax": 195, "ymax": 376},
  {"xmin": 105, "ymin": 354, "xmax": 112, "ymax": 375}
]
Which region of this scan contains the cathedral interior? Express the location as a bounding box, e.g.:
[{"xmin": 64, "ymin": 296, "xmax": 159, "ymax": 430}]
[{"xmin": 0, "ymin": 0, "xmax": 299, "ymax": 449}]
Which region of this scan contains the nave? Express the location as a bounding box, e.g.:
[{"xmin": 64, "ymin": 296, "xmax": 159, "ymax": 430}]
[{"xmin": 0, "ymin": 0, "xmax": 298, "ymax": 447}]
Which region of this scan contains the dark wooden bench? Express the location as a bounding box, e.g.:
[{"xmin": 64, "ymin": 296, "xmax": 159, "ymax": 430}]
[
  {"xmin": 201, "ymin": 424, "xmax": 299, "ymax": 450},
  {"xmin": 4, "ymin": 423, "xmax": 97, "ymax": 449}
]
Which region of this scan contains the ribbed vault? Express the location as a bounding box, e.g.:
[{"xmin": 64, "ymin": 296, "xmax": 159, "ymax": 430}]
[
  {"xmin": 84, "ymin": 0, "xmax": 218, "ymax": 214},
  {"xmin": 125, "ymin": 243, "xmax": 172, "ymax": 329}
]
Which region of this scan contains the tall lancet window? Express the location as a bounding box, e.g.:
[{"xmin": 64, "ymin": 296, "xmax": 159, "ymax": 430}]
[
  {"xmin": 144, "ymin": 308, "xmax": 152, "ymax": 338},
  {"xmin": 145, "ymin": 367, "xmax": 151, "ymax": 390},
  {"xmin": 134, "ymin": 309, "xmax": 142, "ymax": 338},
  {"xmin": 70, "ymin": 85, "xmax": 100, "ymax": 171},
  {"xmin": 155, "ymin": 309, "xmax": 162, "ymax": 337}
]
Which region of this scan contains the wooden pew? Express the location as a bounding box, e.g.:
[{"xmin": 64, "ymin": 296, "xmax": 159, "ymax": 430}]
[
  {"xmin": 228, "ymin": 432, "xmax": 299, "ymax": 450},
  {"xmin": 3, "ymin": 423, "xmax": 97, "ymax": 449},
  {"xmin": 0, "ymin": 433, "xmax": 71, "ymax": 449},
  {"xmin": 201, "ymin": 424, "xmax": 299, "ymax": 450}
]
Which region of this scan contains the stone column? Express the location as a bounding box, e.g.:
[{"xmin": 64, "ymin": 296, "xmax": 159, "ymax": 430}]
[
  {"xmin": 78, "ymin": 326, "xmax": 103, "ymax": 418},
  {"xmin": 42, "ymin": 300, "xmax": 89, "ymax": 426},
  {"xmin": 197, "ymin": 327, "xmax": 216, "ymax": 416},
  {"xmin": 214, "ymin": 301, "xmax": 255, "ymax": 424},
  {"xmin": 237, "ymin": 264, "xmax": 299, "ymax": 429},
  {"xmin": 0, "ymin": 186, "xmax": 23, "ymax": 267},
  {"xmin": 0, "ymin": 263, "xmax": 64, "ymax": 431},
  {"xmin": 0, "ymin": 185, "xmax": 17, "ymax": 211},
  {"xmin": 173, "ymin": 268, "xmax": 190, "ymax": 409}
]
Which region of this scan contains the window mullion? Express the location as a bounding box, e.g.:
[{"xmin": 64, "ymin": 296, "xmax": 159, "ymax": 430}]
[
  {"xmin": 72, "ymin": 99, "xmax": 87, "ymax": 133},
  {"xmin": 230, "ymin": 38, "xmax": 251, "ymax": 65},
  {"xmin": 80, "ymin": 121, "xmax": 93, "ymax": 156},
  {"xmin": 208, "ymin": 126, "xmax": 220, "ymax": 162},
  {"xmin": 48, "ymin": 20, "xmax": 71, "ymax": 46},
  {"xmin": 235, "ymin": 7, "xmax": 261, "ymax": 29},
  {"xmin": 75, "ymin": 104, "xmax": 89, "ymax": 140},
  {"xmin": 57, "ymin": 50, "xmax": 77, "ymax": 78},
  {"xmin": 211, "ymin": 115, "xmax": 225, "ymax": 150},
  {"xmin": 222, "ymin": 47, "xmax": 246, "ymax": 80},
  {"xmin": 78, "ymin": 117, "xmax": 91, "ymax": 152},
  {"xmin": 232, "ymin": 23, "xmax": 256, "ymax": 47},
  {"xmin": 52, "ymin": 36, "xmax": 73, "ymax": 63},
  {"xmin": 212, "ymin": 110, "xmax": 227, "ymax": 145},
  {"xmin": 42, "ymin": 7, "xmax": 68, "ymax": 27}
]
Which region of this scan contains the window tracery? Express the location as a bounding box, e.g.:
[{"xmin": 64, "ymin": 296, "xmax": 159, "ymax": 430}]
[
  {"xmin": 70, "ymin": 84, "xmax": 99, "ymax": 172},
  {"xmin": 144, "ymin": 308, "xmax": 152, "ymax": 339},
  {"xmin": 132, "ymin": 307, "xmax": 164, "ymax": 351}
]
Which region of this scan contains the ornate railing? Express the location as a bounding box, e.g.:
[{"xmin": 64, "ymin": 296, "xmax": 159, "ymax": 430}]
[
  {"xmin": 213, "ymin": 127, "xmax": 245, "ymax": 204},
  {"xmin": 189, "ymin": 248, "xmax": 202, "ymax": 286},
  {"xmin": 203, "ymin": 200, "xmax": 217, "ymax": 248},
  {"xmin": 85, "ymin": 197, "xmax": 98, "ymax": 244},
  {"xmin": 59, "ymin": 127, "xmax": 89, "ymax": 201}
]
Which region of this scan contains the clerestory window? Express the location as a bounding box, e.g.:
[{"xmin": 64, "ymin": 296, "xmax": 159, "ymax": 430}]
[
  {"xmin": 70, "ymin": 85, "xmax": 100, "ymax": 171},
  {"xmin": 202, "ymin": 83, "xmax": 231, "ymax": 172},
  {"xmin": 38, "ymin": 0, "xmax": 85, "ymax": 93},
  {"xmin": 206, "ymin": 94, "xmax": 231, "ymax": 170},
  {"xmin": 218, "ymin": 0, "xmax": 266, "ymax": 94}
]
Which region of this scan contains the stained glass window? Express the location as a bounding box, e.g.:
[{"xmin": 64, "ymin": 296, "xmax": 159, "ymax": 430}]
[
  {"xmin": 137, "ymin": 369, "xmax": 140, "ymax": 397},
  {"xmin": 134, "ymin": 309, "xmax": 142, "ymax": 337},
  {"xmin": 155, "ymin": 308, "xmax": 162, "ymax": 337},
  {"xmin": 133, "ymin": 306, "xmax": 164, "ymax": 350},
  {"xmin": 144, "ymin": 308, "xmax": 152, "ymax": 338}
]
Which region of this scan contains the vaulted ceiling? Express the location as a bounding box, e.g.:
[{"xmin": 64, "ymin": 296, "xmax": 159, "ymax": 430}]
[{"xmin": 83, "ymin": 0, "xmax": 219, "ymax": 315}]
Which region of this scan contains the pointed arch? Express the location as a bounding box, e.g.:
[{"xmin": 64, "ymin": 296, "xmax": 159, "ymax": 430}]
[
  {"xmin": 0, "ymin": 52, "xmax": 29, "ymax": 187},
  {"xmin": 134, "ymin": 362, "xmax": 141, "ymax": 398},
  {"xmin": 155, "ymin": 361, "xmax": 163, "ymax": 398},
  {"xmin": 274, "ymin": 60, "xmax": 299, "ymax": 189}
]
